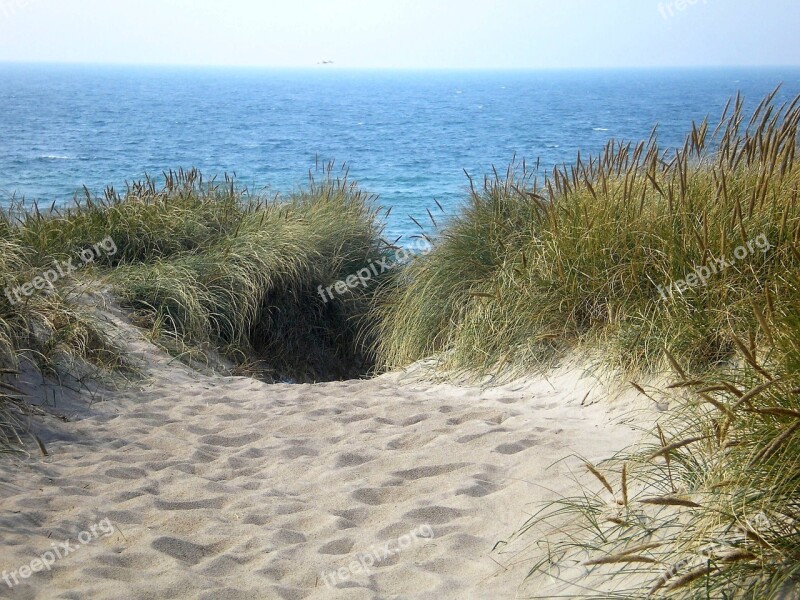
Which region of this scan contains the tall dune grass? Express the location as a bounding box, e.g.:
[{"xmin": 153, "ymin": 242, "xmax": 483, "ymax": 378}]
[
  {"xmin": 373, "ymin": 90, "xmax": 800, "ymax": 379},
  {"xmin": 0, "ymin": 231, "xmax": 121, "ymax": 452},
  {"xmin": 110, "ymin": 168, "xmax": 391, "ymax": 380},
  {"xmin": 408, "ymin": 92, "xmax": 800, "ymax": 597},
  {"xmin": 519, "ymin": 299, "xmax": 800, "ymax": 598},
  {"xmin": 0, "ymin": 164, "xmax": 391, "ymax": 450}
]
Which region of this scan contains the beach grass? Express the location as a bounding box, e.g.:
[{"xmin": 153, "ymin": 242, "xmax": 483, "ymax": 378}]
[
  {"xmin": 0, "ymin": 233, "xmax": 122, "ymax": 451},
  {"xmin": 109, "ymin": 167, "xmax": 391, "ymax": 381},
  {"xmin": 373, "ymin": 90, "xmax": 800, "ymax": 382},
  {"xmin": 401, "ymin": 91, "xmax": 800, "ymax": 597},
  {"xmin": 517, "ymin": 298, "xmax": 800, "ymax": 598},
  {"xmin": 0, "ymin": 163, "xmax": 391, "ymax": 450}
]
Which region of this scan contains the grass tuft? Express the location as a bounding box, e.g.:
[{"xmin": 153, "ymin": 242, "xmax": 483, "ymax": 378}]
[
  {"xmin": 373, "ymin": 90, "xmax": 800, "ymax": 380},
  {"xmin": 0, "ymin": 163, "xmax": 392, "ymax": 450},
  {"xmin": 481, "ymin": 92, "xmax": 800, "ymax": 598}
]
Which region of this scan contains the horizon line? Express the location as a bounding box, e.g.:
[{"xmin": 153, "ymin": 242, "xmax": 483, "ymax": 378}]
[{"xmin": 1, "ymin": 60, "xmax": 800, "ymax": 72}]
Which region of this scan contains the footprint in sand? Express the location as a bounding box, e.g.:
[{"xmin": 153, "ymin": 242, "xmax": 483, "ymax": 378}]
[
  {"xmin": 243, "ymin": 513, "xmax": 270, "ymax": 526},
  {"xmin": 456, "ymin": 428, "xmax": 510, "ymax": 444},
  {"xmin": 199, "ymin": 433, "xmax": 262, "ymax": 448},
  {"xmin": 351, "ymin": 486, "xmax": 415, "ymax": 506},
  {"xmin": 494, "ymin": 438, "xmax": 539, "ymax": 455},
  {"xmin": 391, "ymin": 463, "xmax": 469, "ymax": 481},
  {"xmin": 334, "ymin": 452, "xmax": 374, "ymax": 468},
  {"xmin": 154, "ymin": 497, "xmax": 227, "ymax": 511},
  {"xmin": 447, "ymin": 411, "xmax": 509, "ymax": 426},
  {"xmin": 334, "ymin": 412, "xmax": 372, "ymax": 424},
  {"xmin": 457, "ymin": 474, "xmax": 503, "ymax": 497},
  {"xmin": 385, "ymin": 431, "xmax": 439, "ymax": 450},
  {"xmin": 151, "ymin": 537, "xmax": 217, "ymax": 566},
  {"xmin": 331, "ymin": 508, "xmax": 369, "ymax": 525},
  {"xmin": 272, "ymin": 529, "xmax": 307, "ymax": 545},
  {"xmin": 318, "ymin": 537, "xmax": 355, "ymax": 555},
  {"xmin": 401, "ymin": 414, "xmax": 430, "ymax": 426},
  {"xmin": 403, "ymin": 506, "xmax": 463, "ymax": 525},
  {"xmin": 186, "ymin": 424, "xmax": 223, "ymax": 435},
  {"xmin": 282, "ymin": 446, "xmax": 319, "ymax": 459},
  {"xmin": 104, "ymin": 466, "xmax": 148, "ymax": 480},
  {"xmin": 95, "ymin": 552, "xmax": 161, "ymax": 570}
]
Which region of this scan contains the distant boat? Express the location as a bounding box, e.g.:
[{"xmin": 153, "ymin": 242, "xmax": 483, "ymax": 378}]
[{"xmin": 317, "ymin": 60, "xmax": 335, "ymax": 65}]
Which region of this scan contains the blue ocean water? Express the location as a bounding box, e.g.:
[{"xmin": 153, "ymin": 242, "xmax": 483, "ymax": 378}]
[{"xmin": 1, "ymin": 65, "xmax": 799, "ymax": 241}]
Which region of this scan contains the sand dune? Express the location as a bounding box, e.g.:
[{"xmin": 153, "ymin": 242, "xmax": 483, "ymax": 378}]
[{"xmin": 0, "ymin": 306, "xmax": 657, "ymax": 599}]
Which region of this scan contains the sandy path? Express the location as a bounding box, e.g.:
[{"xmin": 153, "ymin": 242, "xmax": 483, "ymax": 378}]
[{"xmin": 0, "ymin": 308, "xmax": 651, "ymax": 600}]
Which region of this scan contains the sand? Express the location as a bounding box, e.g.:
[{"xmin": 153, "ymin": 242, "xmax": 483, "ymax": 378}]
[{"xmin": 0, "ymin": 301, "xmax": 659, "ymax": 599}]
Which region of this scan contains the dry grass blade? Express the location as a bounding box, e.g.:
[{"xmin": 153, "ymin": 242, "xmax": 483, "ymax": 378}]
[
  {"xmin": 32, "ymin": 434, "xmax": 48, "ymax": 457},
  {"xmin": 584, "ymin": 462, "xmax": 614, "ymax": 496},
  {"xmin": 697, "ymin": 383, "xmax": 744, "ymax": 396},
  {"xmin": 640, "ymin": 496, "xmax": 702, "ymax": 508},
  {"xmin": 666, "ymin": 380, "xmax": 706, "ymax": 389},
  {"xmin": 665, "ymin": 565, "xmax": 715, "ymax": 591},
  {"xmin": 740, "ymin": 524, "xmax": 771, "ymax": 548},
  {"xmin": 621, "ymin": 463, "xmax": 628, "ymax": 507},
  {"xmin": 648, "ymin": 573, "xmax": 670, "ymax": 596},
  {"xmin": 664, "ymin": 348, "xmax": 688, "ymax": 380},
  {"xmin": 750, "ymin": 407, "xmax": 800, "ymax": 419},
  {"xmin": 584, "ymin": 554, "xmax": 659, "ymax": 566},
  {"xmin": 719, "ymin": 549, "xmax": 757, "ymax": 563},
  {"xmin": 656, "ymin": 424, "xmax": 669, "ymax": 463},
  {"xmin": 656, "ymin": 423, "xmax": 678, "ymax": 492},
  {"xmin": 753, "ymin": 420, "xmax": 800, "ymax": 462},
  {"xmin": 720, "ymin": 382, "xmax": 745, "ymax": 397},
  {"xmin": 617, "ymin": 541, "xmax": 665, "ymax": 556},
  {"xmin": 631, "ymin": 382, "xmax": 659, "ymax": 404},
  {"xmin": 648, "ymin": 436, "xmax": 709, "ymax": 460},
  {"xmin": 698, "ymin": 392, "xmax": 734, "ymax": 417},
  {"xmin": 752, "ymin": 301, "xmax": 775, "ymax": 346},
  {"xmin": 0, "ymin": 381, "xmax": 24, "ymax": 395},
  {"xmin": 732, "ymin": 335, "xmax": 774, "ymax": 380},
  {"xmin": 426, "ymin": 207, "xmax": 437, "ymax": 227},
  {"xmin": 731, "ymin": 378, "xmax": 783, "ymax": 412}
]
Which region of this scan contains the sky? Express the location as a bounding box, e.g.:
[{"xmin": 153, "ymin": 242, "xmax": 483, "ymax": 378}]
[{"xmin": 0, "ymin": 0, "xmax": 798, "ymax": 69}]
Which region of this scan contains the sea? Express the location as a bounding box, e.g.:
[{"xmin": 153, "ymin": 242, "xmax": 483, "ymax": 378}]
[{"xmin": 1, "ymin": 65, "xmax": 800, "ymax": 242}]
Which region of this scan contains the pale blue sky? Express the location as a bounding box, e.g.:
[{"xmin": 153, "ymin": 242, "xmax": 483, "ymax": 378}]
[{"xmin": 0, "ymin": 0, "xmax": 798, "ymax": 69}]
